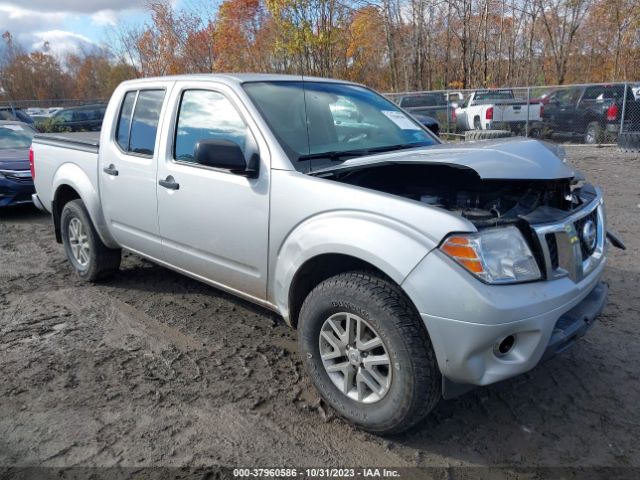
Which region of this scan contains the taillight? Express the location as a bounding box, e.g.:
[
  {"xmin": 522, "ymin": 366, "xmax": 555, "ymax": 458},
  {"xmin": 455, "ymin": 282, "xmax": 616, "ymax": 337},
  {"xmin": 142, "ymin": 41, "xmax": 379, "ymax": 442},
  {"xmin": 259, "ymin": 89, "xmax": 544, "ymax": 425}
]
[
  {"xmin": 29, "ymin": 146, "xmax": 35, "ymax": 180},
  {"xmin": 485, "ymin": 107, "xmax": 493, "ymax": 120},
  {"xmin": 539, "ymin": 104, "xmax": 544, "ymax": 118},
  {"xmin": 451, "ymin": 108, "xmax": 457, "ymax": 122},
  {"xmin": 607, "ymin": 104, "xmax": 619, "ymax": 122}
]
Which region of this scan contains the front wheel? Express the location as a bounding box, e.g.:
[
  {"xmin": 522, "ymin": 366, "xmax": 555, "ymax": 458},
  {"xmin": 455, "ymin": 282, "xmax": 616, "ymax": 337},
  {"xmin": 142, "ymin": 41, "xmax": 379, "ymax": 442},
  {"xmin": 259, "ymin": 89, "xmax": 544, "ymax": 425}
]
[
  {"xmin": 61, "ymin": 199, "xmax": 121, "ymax": 281},
  {"xmin": 298, "ymin": 271, "xmax": 441, "ymax": 434}
]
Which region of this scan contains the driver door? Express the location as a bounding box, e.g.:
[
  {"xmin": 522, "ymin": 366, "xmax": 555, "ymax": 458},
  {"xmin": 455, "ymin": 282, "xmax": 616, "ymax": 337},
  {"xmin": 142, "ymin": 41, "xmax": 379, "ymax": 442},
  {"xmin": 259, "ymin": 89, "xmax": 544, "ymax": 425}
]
[{"xmin": 156, "ymin": 83, "xmax": 270, "ymax": 300}]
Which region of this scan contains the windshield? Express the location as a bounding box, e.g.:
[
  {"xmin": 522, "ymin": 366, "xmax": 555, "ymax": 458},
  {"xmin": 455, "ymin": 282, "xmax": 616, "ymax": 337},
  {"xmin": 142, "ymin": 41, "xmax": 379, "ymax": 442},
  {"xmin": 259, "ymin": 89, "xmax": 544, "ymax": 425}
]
[
  {"xmin": 243, "ymin": 81, "xmax": 438, "ymax": 171},
  {"xmin": 0, "ymin": 124, "xmax": 35, "ymax": 149}
]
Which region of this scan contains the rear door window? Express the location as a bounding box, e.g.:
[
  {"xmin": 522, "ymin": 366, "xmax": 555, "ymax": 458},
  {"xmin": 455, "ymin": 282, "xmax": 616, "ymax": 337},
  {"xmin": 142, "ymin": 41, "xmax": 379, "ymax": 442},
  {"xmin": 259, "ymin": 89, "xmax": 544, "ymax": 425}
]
[
  {"xmin": 115, "ymin": 90, "xmax": 165, "ymax": 156},
  {"xmin": 128, "ymin": 90, "xmax": 165, "ymax": 156}
]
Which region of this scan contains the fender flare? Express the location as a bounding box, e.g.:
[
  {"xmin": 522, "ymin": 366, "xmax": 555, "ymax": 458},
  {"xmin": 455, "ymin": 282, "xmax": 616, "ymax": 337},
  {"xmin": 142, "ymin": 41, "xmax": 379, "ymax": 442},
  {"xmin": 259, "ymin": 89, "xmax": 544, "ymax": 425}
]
[
  {"xmin": 52, "ymin": 163, "xmax": 119, "ymax": 248},
  {"xmin": 271, "ymin": 210, "xmax": 437, "ymax": 323}
]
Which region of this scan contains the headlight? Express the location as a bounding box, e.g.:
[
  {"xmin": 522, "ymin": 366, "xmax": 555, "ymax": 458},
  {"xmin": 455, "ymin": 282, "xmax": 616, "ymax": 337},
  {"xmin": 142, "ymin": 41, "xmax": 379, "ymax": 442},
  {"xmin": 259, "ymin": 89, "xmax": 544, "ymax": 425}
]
[{"xmin": 440, "ymin": 226, "xmax": 541, "ymax": 284}]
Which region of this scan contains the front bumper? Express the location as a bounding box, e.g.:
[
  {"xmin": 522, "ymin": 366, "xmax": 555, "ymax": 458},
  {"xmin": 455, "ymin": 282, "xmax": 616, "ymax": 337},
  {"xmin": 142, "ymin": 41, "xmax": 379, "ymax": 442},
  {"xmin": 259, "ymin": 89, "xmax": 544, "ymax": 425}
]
[
  {"xmin": 403, "ymin": 249, "xmax": 606, "ymax": 388},
  {"xmin": 402, "ymin": 197, "xmax": 610, "ymax": 396}
]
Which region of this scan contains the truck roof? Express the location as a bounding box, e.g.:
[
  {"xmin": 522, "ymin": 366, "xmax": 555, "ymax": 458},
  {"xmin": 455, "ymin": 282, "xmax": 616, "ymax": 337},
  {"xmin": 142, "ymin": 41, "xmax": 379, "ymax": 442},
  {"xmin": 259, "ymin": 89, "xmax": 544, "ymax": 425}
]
[{"xmin": 119, "ymin": 73, "xmax": 361, "ymax": 87}]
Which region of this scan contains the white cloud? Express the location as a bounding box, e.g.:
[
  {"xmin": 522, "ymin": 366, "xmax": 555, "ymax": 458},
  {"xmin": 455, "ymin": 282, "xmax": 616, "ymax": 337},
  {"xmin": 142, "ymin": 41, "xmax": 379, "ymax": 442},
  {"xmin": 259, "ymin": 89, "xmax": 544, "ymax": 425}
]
[
  {"xmin": 91, "ymin": 10, "xmax": 119, "ymax": 27},
  {"xmin": 0, "ymin": 2, "xmax": 148, "ymax": 58},
  {"xmin": 31, "ymin": 30, "xmax": 100, "ymax": 57},
  {"xmin": 0, "ymin": 4, "xmax": 66, "ymax": 37},
  {"xmin": 15, "ymin": 0, "xmax": 148, "ymax": 14}
]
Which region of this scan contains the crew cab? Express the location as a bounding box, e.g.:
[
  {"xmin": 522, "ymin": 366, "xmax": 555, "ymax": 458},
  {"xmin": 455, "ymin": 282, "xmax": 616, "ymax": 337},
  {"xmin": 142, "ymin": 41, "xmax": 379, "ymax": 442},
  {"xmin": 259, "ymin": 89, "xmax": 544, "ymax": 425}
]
[
  {"xmin": 456, "ymin": 89, "xmax": 542, "ymax": 133},
  {"xmin": 31, "ymin": 74, "xmax": 620, "ymax": 434},
  {"xmin": 542, "ymin": 84, "xmax": 640, "ymax": 144}
]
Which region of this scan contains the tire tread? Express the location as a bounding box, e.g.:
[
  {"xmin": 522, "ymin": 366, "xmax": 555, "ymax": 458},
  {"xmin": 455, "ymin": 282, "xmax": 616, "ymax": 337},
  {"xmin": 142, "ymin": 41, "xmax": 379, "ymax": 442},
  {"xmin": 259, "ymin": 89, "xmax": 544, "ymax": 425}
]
[{"xmin": 299, "ymin": 270, "xmax": 441, "ymax": 434}]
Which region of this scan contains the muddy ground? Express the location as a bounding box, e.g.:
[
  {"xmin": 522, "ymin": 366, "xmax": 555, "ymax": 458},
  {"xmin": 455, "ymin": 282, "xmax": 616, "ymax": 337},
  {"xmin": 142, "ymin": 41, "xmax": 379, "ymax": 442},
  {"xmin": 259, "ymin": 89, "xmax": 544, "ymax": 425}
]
[{"xmin": 0, "ymin": 146, "xmax": 639, "ymax": 476}]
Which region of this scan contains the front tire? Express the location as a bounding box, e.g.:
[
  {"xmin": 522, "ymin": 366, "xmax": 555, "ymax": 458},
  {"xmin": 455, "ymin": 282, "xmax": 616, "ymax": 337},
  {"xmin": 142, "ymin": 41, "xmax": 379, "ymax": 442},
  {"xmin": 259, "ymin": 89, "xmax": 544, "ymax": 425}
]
[
  {"xmin": 298, "ymin": 271, "xmax": 441, "ymax": 434},
  {"xmin": 61, "ymin": 199, "xmax": 121, "ymax": 281}
]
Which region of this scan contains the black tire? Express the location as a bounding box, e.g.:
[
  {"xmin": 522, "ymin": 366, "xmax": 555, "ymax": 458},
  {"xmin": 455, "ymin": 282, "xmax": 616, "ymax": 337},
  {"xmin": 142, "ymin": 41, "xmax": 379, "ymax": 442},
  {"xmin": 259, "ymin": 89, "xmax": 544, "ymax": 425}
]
[
  {"xmin": 465, "ymin": 129, "xmax": 512, "ymax": 141},
  {"xmin": 585, "ymin": 121, "xmax": 603, "ymax": 145},
  {"xmin": 60, "ymin": 199, "xmax": 121, "ymax": 281},
  {"xmin": 298, "ymin": 271, "xmax": 441, "ymax": 435},
  {"xmin": 473, "ymin": 117, "xmax": 482, "ymax": 130},
  {"xmin": 527, "ymin": 127, "xmax": 542, "ymax": 138},
  {"xmin": 617, "ymin": 131, "xmax": 640, "ymax": 152}
]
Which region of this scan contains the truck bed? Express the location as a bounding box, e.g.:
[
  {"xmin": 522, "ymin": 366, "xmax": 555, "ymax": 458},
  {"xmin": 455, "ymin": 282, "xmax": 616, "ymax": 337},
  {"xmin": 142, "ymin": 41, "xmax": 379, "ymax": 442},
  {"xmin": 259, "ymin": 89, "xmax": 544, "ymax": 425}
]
[{"xmin": 33, "ymin": 131, "xmax": 100, "ymax": 154}]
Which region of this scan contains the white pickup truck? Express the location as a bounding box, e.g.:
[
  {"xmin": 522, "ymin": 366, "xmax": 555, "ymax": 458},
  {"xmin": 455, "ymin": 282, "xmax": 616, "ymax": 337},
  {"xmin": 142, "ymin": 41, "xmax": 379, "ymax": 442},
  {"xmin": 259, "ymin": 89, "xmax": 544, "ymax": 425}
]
[
  {"xmin": 456, "ymin": 89, "xmax": 542, "ymax": 133},
  {"xmin": 31, "ymin": 74, "xmax": 620, "ymax": 434}
]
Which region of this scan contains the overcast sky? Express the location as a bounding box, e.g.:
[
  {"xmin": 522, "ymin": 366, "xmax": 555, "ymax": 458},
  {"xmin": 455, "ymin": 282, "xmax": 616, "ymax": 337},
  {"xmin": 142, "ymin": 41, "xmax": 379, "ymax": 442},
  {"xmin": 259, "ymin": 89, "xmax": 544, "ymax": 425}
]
[{"xmin": 0, "ymin": 0, "xmax": 156, "ymax": 57}]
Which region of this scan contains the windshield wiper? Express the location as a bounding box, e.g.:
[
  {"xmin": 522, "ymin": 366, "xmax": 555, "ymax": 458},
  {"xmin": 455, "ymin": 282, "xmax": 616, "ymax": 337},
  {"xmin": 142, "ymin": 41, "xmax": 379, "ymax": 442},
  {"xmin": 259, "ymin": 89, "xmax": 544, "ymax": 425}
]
[{"xmin": 297, "ymin": 142, "xmax": 431, "ymax": 162}]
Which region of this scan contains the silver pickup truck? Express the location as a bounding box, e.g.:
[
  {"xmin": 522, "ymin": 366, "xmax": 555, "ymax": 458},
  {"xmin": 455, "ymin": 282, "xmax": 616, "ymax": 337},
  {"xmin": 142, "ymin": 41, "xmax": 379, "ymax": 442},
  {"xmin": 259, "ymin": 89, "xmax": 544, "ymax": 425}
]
[{"xmin": 31, "ymin": 74, "xmax": 618, "ymax": 434}]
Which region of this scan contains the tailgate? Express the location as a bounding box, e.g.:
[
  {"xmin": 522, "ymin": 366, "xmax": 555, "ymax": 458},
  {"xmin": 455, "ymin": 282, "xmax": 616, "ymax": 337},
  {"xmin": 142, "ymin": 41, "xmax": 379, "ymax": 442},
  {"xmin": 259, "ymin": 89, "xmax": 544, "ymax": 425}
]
[{"xmin": 494, "ymin": 103, "xmax": 541, "ymax": 122}]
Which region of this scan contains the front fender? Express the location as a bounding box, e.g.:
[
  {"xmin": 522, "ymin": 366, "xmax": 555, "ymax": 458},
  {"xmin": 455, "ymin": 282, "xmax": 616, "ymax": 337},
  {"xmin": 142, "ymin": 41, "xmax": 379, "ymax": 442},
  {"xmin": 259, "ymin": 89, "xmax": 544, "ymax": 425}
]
[
  {"xmin": 52, "ymin": 163, "xmax": 118, "ymax": 248},
  {"xmin": 271, "ymin": 210, "xmax": 436, "ymax": 322}
]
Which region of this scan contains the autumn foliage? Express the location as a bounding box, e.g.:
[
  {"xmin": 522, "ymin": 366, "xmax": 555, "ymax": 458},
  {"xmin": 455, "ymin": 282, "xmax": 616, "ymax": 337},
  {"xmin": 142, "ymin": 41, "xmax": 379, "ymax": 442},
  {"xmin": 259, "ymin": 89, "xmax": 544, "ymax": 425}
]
[{"xmin": 1, "ymin": 0, "xmax": 639, "ymax": 102}]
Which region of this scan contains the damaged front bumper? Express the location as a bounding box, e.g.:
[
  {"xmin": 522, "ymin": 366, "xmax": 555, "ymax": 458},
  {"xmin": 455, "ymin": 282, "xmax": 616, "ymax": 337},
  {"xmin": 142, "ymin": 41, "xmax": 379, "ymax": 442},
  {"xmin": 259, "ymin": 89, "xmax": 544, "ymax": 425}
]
[{"xmin": 401, "ymin": 189, "xmax": 610, "ymax": 398}]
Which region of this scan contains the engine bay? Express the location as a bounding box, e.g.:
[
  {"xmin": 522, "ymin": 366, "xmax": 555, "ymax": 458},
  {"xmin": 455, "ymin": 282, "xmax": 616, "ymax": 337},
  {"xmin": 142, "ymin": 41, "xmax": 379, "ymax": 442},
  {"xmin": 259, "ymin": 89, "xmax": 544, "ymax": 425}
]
[{"xmin": 318, "ymin": 163, "xmax": 589, "ymax": 228}]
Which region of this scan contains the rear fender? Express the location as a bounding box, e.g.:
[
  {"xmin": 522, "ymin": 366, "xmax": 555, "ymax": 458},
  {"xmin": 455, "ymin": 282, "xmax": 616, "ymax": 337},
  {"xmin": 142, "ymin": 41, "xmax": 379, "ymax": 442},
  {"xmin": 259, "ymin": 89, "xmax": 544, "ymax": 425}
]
[{"xmin": 52, "ymin": 163, "xmax": 118, "ymax": 248}]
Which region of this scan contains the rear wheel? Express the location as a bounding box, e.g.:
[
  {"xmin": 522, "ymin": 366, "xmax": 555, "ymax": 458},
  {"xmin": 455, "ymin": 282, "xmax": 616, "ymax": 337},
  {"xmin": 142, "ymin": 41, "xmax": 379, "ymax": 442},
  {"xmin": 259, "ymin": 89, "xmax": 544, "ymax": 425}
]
[
  {"xmin": 61, "ymin": 199, "xmax": 121, "ymax": 281},
  {"xmin": 585, "ymin": 121, "xmax": 603, "ymax": 144},
  {"xmin": 298, "ymin": 271, "xmax": 441, "ymax": 434},
  {"xmin": 473, "ymin": 117, "xmax": 482, "ymax": 130}
]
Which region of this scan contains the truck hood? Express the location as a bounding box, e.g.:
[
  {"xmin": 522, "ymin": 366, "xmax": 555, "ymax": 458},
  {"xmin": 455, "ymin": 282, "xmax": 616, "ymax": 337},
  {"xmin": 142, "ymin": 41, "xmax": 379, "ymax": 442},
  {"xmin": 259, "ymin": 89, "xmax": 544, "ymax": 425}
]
[
  {"xmin": 0, "ymin": 148, "xmax": 30, "ymax": 170},
  {"xmin": 313, "ymin": 138, "xmax": 575, "ymax": 180}
]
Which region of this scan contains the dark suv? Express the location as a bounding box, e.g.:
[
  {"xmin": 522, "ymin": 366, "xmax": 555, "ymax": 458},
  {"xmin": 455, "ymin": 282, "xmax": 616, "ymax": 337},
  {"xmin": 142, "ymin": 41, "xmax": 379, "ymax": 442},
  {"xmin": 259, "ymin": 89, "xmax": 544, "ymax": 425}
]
[{"xmin": 48, "ymin": 104, "xmax": 107, "ymax": 132}]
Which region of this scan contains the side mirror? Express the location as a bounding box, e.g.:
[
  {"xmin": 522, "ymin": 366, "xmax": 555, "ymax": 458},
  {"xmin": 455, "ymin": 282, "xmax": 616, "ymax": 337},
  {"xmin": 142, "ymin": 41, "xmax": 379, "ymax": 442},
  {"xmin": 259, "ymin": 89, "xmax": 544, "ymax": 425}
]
[{"xmin": 194, "ymin": 139, "xmax": 258, "ymax": 178}]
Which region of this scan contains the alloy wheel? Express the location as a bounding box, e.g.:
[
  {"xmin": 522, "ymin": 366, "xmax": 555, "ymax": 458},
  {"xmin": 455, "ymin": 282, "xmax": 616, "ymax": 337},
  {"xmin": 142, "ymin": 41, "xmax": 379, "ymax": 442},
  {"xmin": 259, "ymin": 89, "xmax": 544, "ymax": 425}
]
[{"xmin": 319, "ymin": 312, "xmax": 392, "ymax": 403}]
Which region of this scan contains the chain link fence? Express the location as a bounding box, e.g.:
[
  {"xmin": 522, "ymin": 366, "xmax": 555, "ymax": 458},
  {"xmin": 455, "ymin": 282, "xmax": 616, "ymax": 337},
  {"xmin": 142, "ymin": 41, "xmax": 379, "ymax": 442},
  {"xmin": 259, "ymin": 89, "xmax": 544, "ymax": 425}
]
[
  {"xmin": 385, "ymin": 82, "xmax": 640, "ymax": 149},
  {"xmin": 3, "ymin": 84, "xmax": 640, "ymax": 149},
  {"xmin": 0, "ymin": 98, "xmax": 108, "ymax": 110}
]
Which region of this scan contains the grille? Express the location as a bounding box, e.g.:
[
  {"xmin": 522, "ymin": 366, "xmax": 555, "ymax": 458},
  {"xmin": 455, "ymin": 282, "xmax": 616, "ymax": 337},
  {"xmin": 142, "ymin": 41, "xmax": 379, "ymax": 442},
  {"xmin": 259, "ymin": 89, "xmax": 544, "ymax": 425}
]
[
  {"xmin": 545, "ymin": 233, "xmax": 559, "ymax": 270},
  {"xmin": 574, "ymin": 209, "xmax": 598, "ymax": 259}
]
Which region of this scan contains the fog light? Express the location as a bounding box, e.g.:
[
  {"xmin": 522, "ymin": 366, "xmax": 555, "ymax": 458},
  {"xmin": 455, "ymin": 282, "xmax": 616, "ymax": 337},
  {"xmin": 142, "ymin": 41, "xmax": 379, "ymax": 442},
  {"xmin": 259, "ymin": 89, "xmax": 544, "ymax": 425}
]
[{"xmin": 494, "ymin": 335, "xmax": 515, "ymax": 357}]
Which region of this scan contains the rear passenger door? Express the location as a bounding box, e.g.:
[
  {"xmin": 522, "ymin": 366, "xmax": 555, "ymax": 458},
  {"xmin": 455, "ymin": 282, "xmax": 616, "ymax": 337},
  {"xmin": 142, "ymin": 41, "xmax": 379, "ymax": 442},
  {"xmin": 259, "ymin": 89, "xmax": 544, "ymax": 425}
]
[
  {"xmin": 100, "ymin": 84, "xmax": 172, "ymax": 260},
  {"xmin": 155, "ymin": 82, "xmax": 270, "ymax": 300}
]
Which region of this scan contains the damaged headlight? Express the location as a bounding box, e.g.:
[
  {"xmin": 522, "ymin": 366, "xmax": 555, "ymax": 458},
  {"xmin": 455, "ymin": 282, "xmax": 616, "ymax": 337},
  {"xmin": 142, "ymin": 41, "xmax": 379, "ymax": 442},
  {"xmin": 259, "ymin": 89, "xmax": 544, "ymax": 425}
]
[{"xmin": 439, "ymin": 226, "xmax": 541, "ymax": 284}]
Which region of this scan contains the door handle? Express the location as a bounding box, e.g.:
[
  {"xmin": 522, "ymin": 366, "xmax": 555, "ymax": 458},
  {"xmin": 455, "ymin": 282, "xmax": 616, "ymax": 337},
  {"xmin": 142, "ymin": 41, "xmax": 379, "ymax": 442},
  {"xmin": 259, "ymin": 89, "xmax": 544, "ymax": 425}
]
[
  {"xmin": 159, "ymin": 176, "xmax": 180, "ymax": 190},
  {"xmin": 103, "ymin": 164, "xmax": 118, "ymax": 176}
]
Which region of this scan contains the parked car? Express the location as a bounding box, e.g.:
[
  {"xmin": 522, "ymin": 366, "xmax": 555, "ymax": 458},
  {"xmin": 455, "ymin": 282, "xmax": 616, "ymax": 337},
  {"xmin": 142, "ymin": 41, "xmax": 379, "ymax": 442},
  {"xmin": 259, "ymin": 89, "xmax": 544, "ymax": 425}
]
[
  {"xmin": 395, "ymin": 92, "xmax": 457, "ymax": 128},
  {"xmin": 0, "ymin": 121, "xmax": 37, "ymax": 207},
  {"xmin": 541, "ymin": 84, "xmax": 640, "ymax": 144},
  {"xmin": 46, "ymin": 107, "xmax": 64, "ymax": 116},
  {"xmin": 455, "ymin": 89, "xmax": 542, "ymax": 133},
  {"xmin": 0, "ymin": 106, "xmax": 35, "ymax": 125},
  {"xmin": 32, "ymin": 74, "xmax": 620, "ymax": 434},
  {"xmin": 46, "ymin": 104, "xmax": 107, "ymax": 132},
  {"xmin": 25, "ymin": 107, "xmax": 46, "ymax": 116}
]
